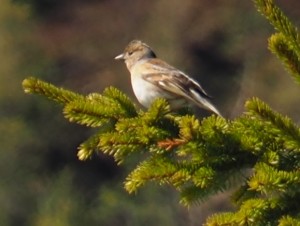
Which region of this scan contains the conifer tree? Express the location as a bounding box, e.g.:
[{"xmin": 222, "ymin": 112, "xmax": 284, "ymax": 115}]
[{"xmin": 22, "ymin": 0, "xmax": 300, "ymax": 225}]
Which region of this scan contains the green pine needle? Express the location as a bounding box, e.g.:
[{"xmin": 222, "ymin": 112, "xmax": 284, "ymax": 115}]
[
  {"xmin": 22, "ymin": 77, "xmax": 84, "ymax": 104},
  {"xmin": 279, "ymin": 216, "xmax": 300, "ymax": 226},
  {"xmin": 103, "ymin": 86, "xmax": 138, "ymax": 117},
  {"xmin": 77, "ymin": 133, "xmax": 101, "ymax": 161},
  {"xmin": 178, "ymin": 115, "xmax": 201, "ymax": 141},
  {"xmin": 248, "ymin": 162, "xmax": 300, "ymax": 194},
  {"xmin": 246, "ymin": 97, "xmax": 300, "ymax": 150},
  {"xmin": 63, "ymin": 100, "xmax": 113, "ymax": 127},
  {"xmin": 254, "ymin": 0, "xmax": 300, "ymax": 54},
  {"xmin": 206, "ymin": 212, "xmax": 236, "ymax": 226},
  {"xmin": 77, "ymin": 124, "xmax": 115, "ymax": 160},
  {"xmin": 269, "ymin": 33, "xmax": 300, "ymax": 84},
  {"xmin": 141, "ymin": 98, "xmax": 171, "ymax": 124},
  {"xmin": 124, "ymin": 156, "xmax": 178, "ymax": 193}
]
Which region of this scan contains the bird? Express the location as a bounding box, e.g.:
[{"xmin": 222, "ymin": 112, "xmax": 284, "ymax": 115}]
[{"xmin": 115, "ymin": 40, "xmax": 222, "ymax": 116}]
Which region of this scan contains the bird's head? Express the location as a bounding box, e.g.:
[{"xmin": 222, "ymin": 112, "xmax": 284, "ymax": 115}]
[{"xmin": 115, "ymin": 40, "xmax": 156, "ymax": 70}]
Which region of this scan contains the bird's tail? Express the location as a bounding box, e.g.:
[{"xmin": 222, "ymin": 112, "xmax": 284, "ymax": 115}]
[
  {"xmin": 200, "ymin": 98, "xmax": 222, "ymax": 117},
  {"xmin": 190, "ymin": 90, "xmax": 222, "ymax": 117}
]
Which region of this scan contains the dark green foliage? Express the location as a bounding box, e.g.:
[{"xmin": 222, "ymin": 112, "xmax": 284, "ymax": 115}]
[{"xmin": 22, "ymin": 0, "xmax": 300, "ymax": 224}]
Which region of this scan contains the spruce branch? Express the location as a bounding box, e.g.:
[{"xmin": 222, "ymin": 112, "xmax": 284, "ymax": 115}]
[
  {"xmin": 179, "ymin": 175, "xmax": 230, "ymax": 206},
  {"xmin": 124, "ymin": 154, "xmax": 231, "ymax": 206},
  {"xmin": 77, "ymin": 133, "xmax": 100, "ymax": 161},
  {"xmin": 231, "ymin": 184, "xmax": 258, "ymax": 206},
  {"xmin": 178, "ymin": 115, "xmax": 201, "ymax": 141},
  {"xmin": 254, "ymin": 0, "xmax": 300, "ymax": 54},
  {"xmin": 278, "ymin": 216, "xmax": 300, "ymax": 226},
  {"xmin": 22, "ymin": 75, "xmax": 300, "ymax": 224},
  {"xmin": 63, "ymin": 93, "xmax": 136, "ymax": 127},
  {"xmin": 22, "ymin": 77, "xmax": 84, "ymax": 104},
  {"xmin": 205, "ymin": 212, "xmax": 235, "ymax": 226},
  {"xmin": 124, "ymin": 156, "xmax": 179, "ymax": 193},
  {"xmin": 206, "ymin": 198, "xmax": 281, "ymax": 225},
  {"xmin": 157, "ymin": 138, "xmax": 186, "ymax": 151},
  {"xmin": 254, "ymin": 0, "xmax": 300, "ymax": 88},
  {"xmin": 246, "ymin": 97, "xmax": 300, "ymax": 150},
  {"xmin": 140, "ymin": 98, "xmax": 171, "ymax": 124},
  {"xmin": 102, "ymin": 86, "xmax": 138, "ymax": 117},
  {"xmin": 99, "ymin": 131, "xmax": 147, "ymax": 163},
  {"xmin": 63, "ymin": 100, "xmax": 115, "ymax": 127},
  {"xmin": 269, "ymin": 33, "xmax": 300, "ymax": 84},
  {"xmin": 77, "ymin": 123, "xmax": 114, "ymax": 160},
  {"xmin": 248, "ymin": 162, "xmax": 300, "ymax": 194}
]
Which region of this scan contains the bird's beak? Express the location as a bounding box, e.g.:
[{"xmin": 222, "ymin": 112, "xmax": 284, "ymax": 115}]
[{"xmin": 114, "ymin": 53, "xmax": 125, "ymax": 60}]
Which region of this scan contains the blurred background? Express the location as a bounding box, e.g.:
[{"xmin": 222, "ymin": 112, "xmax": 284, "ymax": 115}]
[{"xmin": 1, "ymin": 0, "xmax": 300, "ymax": 225}]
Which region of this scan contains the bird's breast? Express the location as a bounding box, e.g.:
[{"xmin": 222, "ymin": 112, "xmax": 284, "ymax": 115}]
[
  {"xmin": 130, "ymin": 73, "xmax": 163, "ymax": 108},
  {"xmin": 129, "ymin": 60, "xmax": 188, "ymax": 109}
]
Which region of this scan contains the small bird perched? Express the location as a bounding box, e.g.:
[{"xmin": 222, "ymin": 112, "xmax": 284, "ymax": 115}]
[{"xmin": 115, "ymin": 40, "xmax": 222, "ymax": 116}]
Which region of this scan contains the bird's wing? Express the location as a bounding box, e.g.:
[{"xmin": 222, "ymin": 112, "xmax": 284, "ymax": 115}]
[
  {"xmin": 143, "ymin": 71, "xmax": 207, "ymax": 97},
  {"xmin": 141, "ymin": 60, "xmax": 221, "ymax": 116},
  {"xmin": 141, "ymin": 58, "xmax": 210, "ymax": 96},
  {"xmin": 148, "ymin": 72, "xmax": 221, "ymax": 116}
]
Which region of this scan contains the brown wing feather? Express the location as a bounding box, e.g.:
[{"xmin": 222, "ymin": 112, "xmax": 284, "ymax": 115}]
[
  {"xmin": 142, "ymin": 71, "xmax": 211, "ymax": 101},
  {"xmin": 141, "ymin": 58, "xmax": 211, "ymax": 98}
]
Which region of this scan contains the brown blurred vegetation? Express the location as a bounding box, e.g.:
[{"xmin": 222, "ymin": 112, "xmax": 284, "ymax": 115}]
[{"xmin": 1, "ymin": 0, "xmax": 300, "ymax": 225}]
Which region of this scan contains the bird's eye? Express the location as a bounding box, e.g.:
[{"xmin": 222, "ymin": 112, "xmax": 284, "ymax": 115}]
[{"xmin": 128, "ymin": 51, "xmax": 133, "ymax": 55}]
